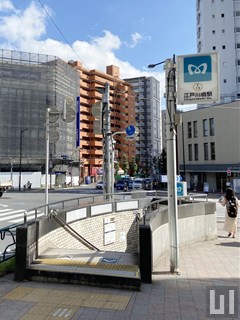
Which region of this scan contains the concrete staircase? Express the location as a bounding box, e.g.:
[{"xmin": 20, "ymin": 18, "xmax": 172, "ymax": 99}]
[{"xmin": 27, "ymin": 248, "xmax": 141, "ymax": 290}]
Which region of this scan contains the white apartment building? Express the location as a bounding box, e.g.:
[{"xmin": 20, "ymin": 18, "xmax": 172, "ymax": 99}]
[
  {"xmin": 177, "ymin": 101, "xmax": 240, "ymax": 192},
  {"xmin": 124, "ymin": 76, "xmax": 161, "ymax": 176},
  {"xmin": 197, "ymin": 0, "xmax": 240, "ymax": 102}
]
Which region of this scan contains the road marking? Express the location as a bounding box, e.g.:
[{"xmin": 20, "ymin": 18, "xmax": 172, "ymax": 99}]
[
  {"xmin": 0, "ymin": 208, "xmax": 44, "ymax": 224},
  {"xmin": 0, "ymin": 209, "xmax": 25, "ymax": 217}
]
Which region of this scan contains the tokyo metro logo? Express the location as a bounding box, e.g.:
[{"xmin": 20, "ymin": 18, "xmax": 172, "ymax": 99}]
[{"xmin": 184, "ymin": 55, "xmax": 212, "ymax": 83}]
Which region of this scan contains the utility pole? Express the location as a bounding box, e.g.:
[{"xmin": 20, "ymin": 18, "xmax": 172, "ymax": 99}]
[
  {"xmin": 102, "ymin": 82, "xmax": 112, "ymax": 199},
  {"xmin": 45, "ymin": 108, "xmax": 50, "ymax": 212},
  {"xmin": 165, "ymin": 57, "xmax": 179, "ymax": 273},
  {"xmin": 19, "ymin": 128, "xmax": 28, "ymax": 191}
]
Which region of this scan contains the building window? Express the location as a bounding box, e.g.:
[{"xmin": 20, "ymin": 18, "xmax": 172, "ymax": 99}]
[
  {"xmin": 212, "ymin": 14, "xmax": 215, "ymax": 18},
  {"xmin": 235, "ymin": 27, "xmax": 240, "ymax": 33},
  {"xmin": 236, "ymin": 43, "xmax": 240, "ymax": 49},
  {"xmin": 213, "ymin": 46, "xmax": 216, "ymax": 50},
  {"xmin": 237, "ymin": 77, "xmax": 240, "ymax": 83},
  {"xmin": 204, "ymin": 143, "xmax": 209, "ymax": 160},
  {"xmin": 210, "ymin": 142, "xmax": 215, "ymax": 160},
  {"xmin": 188, "ymin": 144, "xmax": 193, "ymax": 161},
  {"xmin": 237, "ymin": 60, "xmax": 240, "ymax": 66},
  {"xmin": 221, "ymin": 14, "xmax": 224, "ymax": 18},
  {"xmin": 222, "ymin": 29, "xmax": 225, "ymax": 33},
  {"xmin": 209, "ymin": 118, "xmax": 214, "ymax": 136},
  {"xmin": 223, "ymin": 79, "xmax": 227, "ymax": 83},
  {"xmin": 212, "ymin": 30, "xmax": 215, "ymax": 34},
  {"xmin": 222, "ymin": 45, "xmax": 226, "ymax": 49},
  {"xmin": 203, "ymin": 119, "xmax": 208, "ymax": 136},
  {"xmin": 193, "ymin": 121, "xmax": 198, "ymax": 138},
  {"xmin": 187, "ymin": 122, "xmax": 192, "ymax": 138},
  {"xmin": 194, "ymin": 144, "xmax": 199, "ymax": 161}
]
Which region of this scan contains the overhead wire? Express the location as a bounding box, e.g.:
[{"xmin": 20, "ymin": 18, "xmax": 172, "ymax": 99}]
[{"xmin": 37, "ymin": 0, "xmax": 90, "ymax": 69}]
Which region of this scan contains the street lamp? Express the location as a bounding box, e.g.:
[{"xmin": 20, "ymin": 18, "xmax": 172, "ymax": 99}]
[
  {"xmin": 45, "ymin": 97, "xmax": 76, "ymax": 210},
  {"xmin": 148, "ymin": 57, "xmax": 179, "ymax": 274},
  {"xmin": 147, "ymin": 60, "xmax": 165, "ymax": 69},
  {"xmin": 19, "ymin": 128, "xmax": 28, "ymax": 191},
  {"xmin": 96, "ymin": 83, "xmax": 112, "ymax": 199}
]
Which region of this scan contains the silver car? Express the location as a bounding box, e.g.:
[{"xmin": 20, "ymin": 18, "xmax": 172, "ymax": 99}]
[{"xmin": 133, "ymin": 179, "xmax": 143, "ymax": 189}]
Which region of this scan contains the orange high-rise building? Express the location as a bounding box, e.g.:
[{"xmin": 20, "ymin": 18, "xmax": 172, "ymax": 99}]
[{"xmin": 70, "ymin": 61, "xmax": 136, "ymax": 181}]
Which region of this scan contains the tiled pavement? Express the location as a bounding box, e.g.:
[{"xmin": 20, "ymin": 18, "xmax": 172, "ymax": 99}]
[{"xmin": 0, "ymin": 222, "xmax": 239, "ymax": 320}]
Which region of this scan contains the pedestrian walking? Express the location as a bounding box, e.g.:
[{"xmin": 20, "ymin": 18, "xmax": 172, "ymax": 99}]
[{"xmin": 219, "ymin": 188, "xmax": 238, "ymax": 238}]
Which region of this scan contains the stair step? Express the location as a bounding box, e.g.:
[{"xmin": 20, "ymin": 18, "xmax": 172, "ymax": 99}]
[{"xmin": 27, "ymin": 248, "xmax": 141, "ymax": 290}]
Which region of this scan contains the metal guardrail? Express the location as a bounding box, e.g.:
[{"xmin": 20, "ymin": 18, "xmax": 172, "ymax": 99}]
[
  {"xmin": 1, "ymin": 191, "xmax": 144, "ymax": 263},
  {"xmin": 142, "ymin": 192, "xmax": 209, "ymax": 224},
  {"xmin": 0, "ymin": 189, "xmax": 208, "ymax": 263},
  {"xmin": 21, "ymin": 190, "xmax": 162, "ymax": 224},
  {"xmin": 0, "ymin": 223, "xmax": 21, "ymax": 262}
]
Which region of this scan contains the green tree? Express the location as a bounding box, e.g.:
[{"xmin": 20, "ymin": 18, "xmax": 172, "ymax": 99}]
[
  {"xmin": 129, "ymin": 157, "xmax": 138, "ymax": 176},
  {"xmin": 121, "ymin": 154, "xmax": 129, "ymax": 175}
]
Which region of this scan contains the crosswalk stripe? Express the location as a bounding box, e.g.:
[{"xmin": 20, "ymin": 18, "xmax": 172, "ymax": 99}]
[
  {"xmin": 0, "ymin": 209, "xmax": 14, "ymax": 213},
  {"xmin": 0, "ymin": 207, "xmax": 44, "ymax": 224},
  {"xmin": 8, "ymin": 212, "xmax": 45, "ymax": 224},
  {"xmin": 0, "ymin": 209, "xmax": 25, "ymax": 217}
]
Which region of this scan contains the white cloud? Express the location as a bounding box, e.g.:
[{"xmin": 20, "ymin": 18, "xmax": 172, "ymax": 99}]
[
  {"xmin": 0, "ymin": 1, "xmax": 46, "ymax": 43},
  {"xmin": 129, "ymin": 32, "xmax": 143, "ymax": 48},
  {"xmin": 0, "ymin": 0, "xmax": 15, "ymax": 12},
  {"xmin": 124, "ymin": 32, "xmax": 151, "ymax": 49},
  {"xmin": 0, "ymin": 2, "xmax": 166, "ymax": 105}
]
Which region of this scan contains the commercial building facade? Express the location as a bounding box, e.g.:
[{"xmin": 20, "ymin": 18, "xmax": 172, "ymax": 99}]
[
  {"xmin": 177, "ymin": 101, "xmax": 240, "ymax": 191},
  {"xmin": 0, "ymin": 49, "xmax": 80, "ymax": 186}
]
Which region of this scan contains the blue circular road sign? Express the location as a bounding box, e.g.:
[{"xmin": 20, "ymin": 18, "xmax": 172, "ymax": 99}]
[{"xmin": 126, "ymin": 125, "xmax": 135, "ymax": 136}]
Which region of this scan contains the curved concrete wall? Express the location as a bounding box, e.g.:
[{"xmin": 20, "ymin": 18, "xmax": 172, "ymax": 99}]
[{"xmin": 149, "ymin": 202, "xmax": 217, "ymax": 270}]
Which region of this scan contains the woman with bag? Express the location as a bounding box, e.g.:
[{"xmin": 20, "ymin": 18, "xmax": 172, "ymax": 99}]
[{"xmin": 219, "ymin": 188, "xmax": 238, "ymax": 238}]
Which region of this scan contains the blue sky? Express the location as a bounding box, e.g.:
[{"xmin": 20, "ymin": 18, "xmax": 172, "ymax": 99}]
[{"xmin": 0, "ymin": 0, "xmax": 197, "ymax": 106}]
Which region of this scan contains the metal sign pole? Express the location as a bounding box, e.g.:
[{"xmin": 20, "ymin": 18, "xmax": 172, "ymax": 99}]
[
  {"xmin": 165, "ymin": 58, "xmax": 180, "ymax": 273},
  {"xmin": 102, "ymin": 82, "xmax": 112, "ymax": 200},
  {"xmin": 45, "ymin": 108, "xmax": 50, "ymax": 214}
]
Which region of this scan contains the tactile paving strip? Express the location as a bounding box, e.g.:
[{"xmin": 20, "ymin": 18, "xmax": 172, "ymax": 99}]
[
  {"xmin": 20, "ymin": 303, "xmax": 78, "ymax": 320},
  {"xmin": 2, "ymin": 286, "xmax": 132, "ymax": 319},
  {"xmin": 35, "ymin": 258, "xmax": 139, "ymax": 272}
]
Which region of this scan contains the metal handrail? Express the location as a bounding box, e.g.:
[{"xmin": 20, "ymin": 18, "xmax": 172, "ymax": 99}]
[
  {"xmin": 0, "ymin": 189, "xmax": 158, "ymax": 263},
  {"xmin": 22, "ymin": 190, "xmax": 158, "ymax": 224},
  {"xmin": 0, "ymin": 223, "xmax": 24, "ymax": 262},
  {"xmin": 142, "ymin": 197, "xmax": 168, "ymax": 225},
  {"xmin": 52, "ymin": 211, "xmax": 100, "ymax": 251}
]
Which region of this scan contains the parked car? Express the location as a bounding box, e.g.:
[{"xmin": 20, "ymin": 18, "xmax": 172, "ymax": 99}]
[
  {"xmin": 114, "ymin": 180, "xmax": 127, "ymax": 191},
  {"xmin": 96, "ymin": 181, "xmax": 104, "ymax": 189},
  {"xmin": 143, "ymin": 178, "xmax": 152, "ymax": 190},
  {"xmin": 121, "ymin": 178, "xmax": 133, "ymax": 189},
  {"xmin": 133, "ymin": 178, "xmax": 143, "ymax": 189}
]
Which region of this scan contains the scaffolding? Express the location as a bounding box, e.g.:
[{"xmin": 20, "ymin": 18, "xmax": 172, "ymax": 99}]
[{"xmin": 0, "ymin": 49, "xmax": 80, "ymax": 172}]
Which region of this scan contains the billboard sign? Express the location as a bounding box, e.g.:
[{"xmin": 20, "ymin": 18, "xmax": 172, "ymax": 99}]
[{"xmin": 177, "ymin": 52, "xmax": 220, "ymax": 104}]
